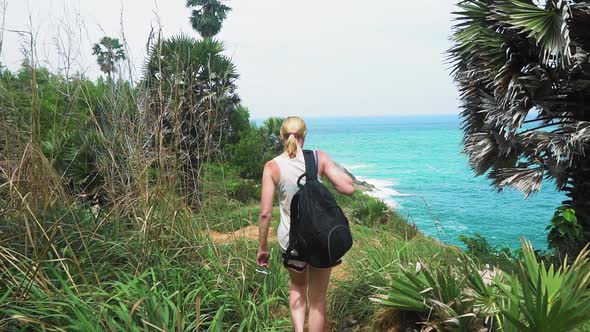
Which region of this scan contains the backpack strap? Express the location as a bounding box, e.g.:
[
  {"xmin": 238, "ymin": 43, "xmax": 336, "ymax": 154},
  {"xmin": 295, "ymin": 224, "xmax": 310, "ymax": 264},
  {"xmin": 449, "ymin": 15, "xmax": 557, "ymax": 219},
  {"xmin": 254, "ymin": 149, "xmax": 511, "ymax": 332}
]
[
  {"xmin": 303, "ymin": 150, "xmax": 318, "ymax": 181},
  {"xmin": 314, "ymin": 150, "xmax": 319, "ymax": 172},
  {"xmin": 288, "ymin": 150, "xmax": 316, "ymax": 263}
]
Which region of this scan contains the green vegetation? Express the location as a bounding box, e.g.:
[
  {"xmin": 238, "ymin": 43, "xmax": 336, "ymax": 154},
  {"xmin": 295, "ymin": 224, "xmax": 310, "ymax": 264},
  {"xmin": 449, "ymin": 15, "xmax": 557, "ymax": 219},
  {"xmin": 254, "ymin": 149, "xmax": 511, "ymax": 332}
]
[
  {"xmin": 92, "ymin": 36, "xmax": 126, "ymax": 77},
  {"xmin": 547, "ymin": 206, "xmax": 583, "ymax": 260},
  {"xmin": 143, "ymin": 34, "xmax": 239, "ymax": 211},
  {"xmin": 2, "ymin": 0, "xmax": 590, "ymax": 331},
  {"xmin": 373, "ymin": 241, "xmax": 590, "ymax": 332},
  {"xmin": 0, "ymin": 205, "xmax": 291, "ymax": 331},
  {"xmin": 458, "ymin": 233, "xmax": 517, "ymax": 271},
  {"xmin": 186, "ymin": 0, "xmax": 232, "ymax": 39},
  {"xmin": 328, "ymin": 225, "xmax": 459, "ymax": 330},
  {"xmin": 0, "ymin": 31, "xmax": 442, "ymax": 329}
]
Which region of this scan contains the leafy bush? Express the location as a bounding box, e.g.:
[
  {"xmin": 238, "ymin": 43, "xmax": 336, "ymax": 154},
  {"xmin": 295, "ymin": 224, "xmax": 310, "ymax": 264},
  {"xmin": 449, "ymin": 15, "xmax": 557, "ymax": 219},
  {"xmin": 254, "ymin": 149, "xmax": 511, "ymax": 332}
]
[
  {"xmin": 351, "ymin": 196, "xmax": 390, "ymax": 227},
  {"xmin": 372, "ymin": 240, "xmax": 590, "ymax": 332},
  {"xmin": 226, "ymin": 116, "xmax": 285, "ymax": 180},
  {"xmin": 383, "ymin": 211, "xmax": 420, "ymax": 240},
  {"xmin": 493, "ymin": 241, "xmax": 590, "ymax": 332},
  {"xmin": 458, "ymin": 233, "xmax": 516, "ymax": 270},
  {"xmin": 228, "ymin": 179, "xmax": 260, "ymax": 203},
  {"xmin": 224, "ymin": 105, "xmax": 251, "ymax": 146},
  {"xmin": 372, "ymin": 257, "xmax": 487, "ymax": 331},
  {"xmin": 228, "ymin": 128, "xmax": 275, "ymax": 179},
  {"xmin": 201, "ymin": 163, "xmax": 259, "ymax": 203},
  {"xmin": 546, "ymin": 206, "xmax": 582, "ymax": 258}
]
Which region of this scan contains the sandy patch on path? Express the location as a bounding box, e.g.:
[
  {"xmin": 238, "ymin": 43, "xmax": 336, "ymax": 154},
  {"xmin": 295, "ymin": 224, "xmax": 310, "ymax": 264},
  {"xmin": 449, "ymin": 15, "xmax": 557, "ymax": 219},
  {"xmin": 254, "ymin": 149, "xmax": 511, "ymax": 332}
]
[{"xmin": 209, "ymin": 225, "xmax": 277, "ymax": 244}]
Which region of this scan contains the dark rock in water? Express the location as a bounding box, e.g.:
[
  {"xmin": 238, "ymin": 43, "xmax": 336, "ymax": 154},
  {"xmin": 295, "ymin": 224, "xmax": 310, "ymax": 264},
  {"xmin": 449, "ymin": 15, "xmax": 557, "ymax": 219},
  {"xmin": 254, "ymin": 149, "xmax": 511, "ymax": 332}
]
[{"xmin": 334, "ymin": 162, "xmax": 376, "ymax": 192}]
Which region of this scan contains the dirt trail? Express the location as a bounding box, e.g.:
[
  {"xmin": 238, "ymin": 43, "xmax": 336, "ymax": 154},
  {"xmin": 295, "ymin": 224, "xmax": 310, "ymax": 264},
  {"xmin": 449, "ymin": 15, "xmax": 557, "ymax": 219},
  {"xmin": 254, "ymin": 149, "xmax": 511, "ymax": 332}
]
[{"xmin": 209, "ymin": 224, "xmax": 276, "ymax": 244}]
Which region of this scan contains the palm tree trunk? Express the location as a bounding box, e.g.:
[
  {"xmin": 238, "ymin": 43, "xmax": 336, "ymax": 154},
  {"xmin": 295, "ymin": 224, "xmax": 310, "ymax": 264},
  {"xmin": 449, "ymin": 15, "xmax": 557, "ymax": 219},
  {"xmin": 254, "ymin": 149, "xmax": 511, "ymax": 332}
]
[{"xmin": 564, "ymin": 148, "xmax": 590, "ymax": 253}]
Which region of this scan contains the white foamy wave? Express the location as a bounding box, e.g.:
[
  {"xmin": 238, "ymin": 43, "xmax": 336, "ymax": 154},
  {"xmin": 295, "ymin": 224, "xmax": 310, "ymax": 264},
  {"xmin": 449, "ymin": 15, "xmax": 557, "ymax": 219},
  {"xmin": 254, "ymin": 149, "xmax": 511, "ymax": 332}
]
[
  {"xmin": 355, "ymin": 176, "xmax": 411, "ymax": 209},
  {"xmin": 344, "ymin": 163, "xmax": 374, "ymax": 170},
  {"xmin": 356, "ymin": 177, "xmax": 398, "ymax": 188}
]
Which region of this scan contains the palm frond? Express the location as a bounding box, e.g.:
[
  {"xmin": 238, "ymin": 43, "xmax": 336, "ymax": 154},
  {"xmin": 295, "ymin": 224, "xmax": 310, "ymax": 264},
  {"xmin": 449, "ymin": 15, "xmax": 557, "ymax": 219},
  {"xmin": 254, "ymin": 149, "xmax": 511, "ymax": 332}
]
[
  {"xmin": 493, "ymin": 0, "xmax": 572, "ymax": 65},
  {"xmin": 489, "ymin": 166, "xmax": 544, "ymax": 196}
]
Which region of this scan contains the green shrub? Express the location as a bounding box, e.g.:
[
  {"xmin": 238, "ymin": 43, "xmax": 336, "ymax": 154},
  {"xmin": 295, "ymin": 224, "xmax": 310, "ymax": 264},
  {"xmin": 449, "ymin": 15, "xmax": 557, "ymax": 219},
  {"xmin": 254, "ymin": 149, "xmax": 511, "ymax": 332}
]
[
  {"xmin": 351, "ymin": 196, "xmax": 390, "ymax": 227},
  {"xmin": 198, "ymin": 201, "xmax": 260, "ymax": 233},
  {"xmin": 546, "ymin": 205, "xmax": 582, "ymax": 258},
  {"xmin": 227, "ymin": 179, "xmax": 260, "ymax": 203},
  {"xmin": 381, "ymin": 211, "xmax": 420, "ymax": 240},
  {"xmin": 225, "ymin": 105, "xmax": 251, "ymax": 146},
  {"xmin": 372, "ymin": 240, "xmax": 590, "ymax": 332},
  {"xmin": 372, "ymin": 256, "xmax": 487, "ymax": 331},
  {"xmin": 228, "ymin": 128, "xmax": 275, "ymax": 180},
  {"xmin": 459, "ymin": 233, "xmax": 495, "ymax": 258},
  {"xmin": 495, "ymin": 241, "xmax": 590, "ymax": 332},
  {"xmin": 202, "ymin": 162, "xmax": 238, "ymax": 186},
  {"xmin": 458, "ymin": 233, "xmax": 516, "ymax": 270}
]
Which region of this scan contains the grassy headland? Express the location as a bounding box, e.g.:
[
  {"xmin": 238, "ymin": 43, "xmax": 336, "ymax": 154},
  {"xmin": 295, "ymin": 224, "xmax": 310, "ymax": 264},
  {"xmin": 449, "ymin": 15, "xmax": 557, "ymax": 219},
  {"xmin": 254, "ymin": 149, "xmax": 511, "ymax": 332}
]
[
  {"xmin": 3, "ymin": 0, "xmax": 590, "ymax": 328},
  {"xmin": 2, "ymin": 65, "xmax": 590, "ymax": 330}
]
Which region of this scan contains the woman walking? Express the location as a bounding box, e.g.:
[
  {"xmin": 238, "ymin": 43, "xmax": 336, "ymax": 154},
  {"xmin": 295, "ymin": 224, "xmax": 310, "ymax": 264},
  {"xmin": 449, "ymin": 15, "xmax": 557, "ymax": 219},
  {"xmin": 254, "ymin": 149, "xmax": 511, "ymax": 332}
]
[{"xmin": 256, "ymin": 116, "xmax": 354, "ymax": 331}]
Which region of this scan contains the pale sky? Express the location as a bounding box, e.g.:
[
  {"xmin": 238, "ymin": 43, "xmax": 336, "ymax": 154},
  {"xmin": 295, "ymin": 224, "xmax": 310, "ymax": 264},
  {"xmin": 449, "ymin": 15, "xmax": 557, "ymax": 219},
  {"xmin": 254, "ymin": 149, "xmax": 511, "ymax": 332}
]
[{"xmin": 1, "ymin": 0, "xmax": 460, "ymax": 118}]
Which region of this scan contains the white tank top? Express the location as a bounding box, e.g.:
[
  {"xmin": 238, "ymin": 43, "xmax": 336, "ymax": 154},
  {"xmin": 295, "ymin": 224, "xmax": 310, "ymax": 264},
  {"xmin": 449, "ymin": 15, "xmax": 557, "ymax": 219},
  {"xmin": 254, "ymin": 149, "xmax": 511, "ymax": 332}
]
[{"xmin": 273, "ymin": 149, "xmax": 319, "ymax": 250}]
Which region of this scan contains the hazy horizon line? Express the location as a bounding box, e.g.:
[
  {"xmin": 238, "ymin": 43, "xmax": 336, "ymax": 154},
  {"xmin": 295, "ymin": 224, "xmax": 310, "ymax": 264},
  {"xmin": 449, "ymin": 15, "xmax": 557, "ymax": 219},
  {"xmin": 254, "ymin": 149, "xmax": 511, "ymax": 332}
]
[{"xmin": 252, "ymin": 113, "xmax": 460, "ymax": 121}]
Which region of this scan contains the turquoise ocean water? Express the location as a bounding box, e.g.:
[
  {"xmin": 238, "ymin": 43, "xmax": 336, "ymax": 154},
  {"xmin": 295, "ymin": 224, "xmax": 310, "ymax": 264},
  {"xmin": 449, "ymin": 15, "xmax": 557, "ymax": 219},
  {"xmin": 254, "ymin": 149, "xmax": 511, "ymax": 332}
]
[{"xmin": 294, "ymin": 115, "xmax": 565, "ymax": 250}]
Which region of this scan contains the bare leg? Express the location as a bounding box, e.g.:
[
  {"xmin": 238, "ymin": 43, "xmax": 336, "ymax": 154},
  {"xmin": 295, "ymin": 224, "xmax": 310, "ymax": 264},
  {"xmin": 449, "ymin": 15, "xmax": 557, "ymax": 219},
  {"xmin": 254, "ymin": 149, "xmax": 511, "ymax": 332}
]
[
  {"xmin": 307, "ymin": 266, "xmax": 332, "ymax": 332},
  {"xmin": 288, "ymin": 267, "xmax": 308, "ymax": 332}
]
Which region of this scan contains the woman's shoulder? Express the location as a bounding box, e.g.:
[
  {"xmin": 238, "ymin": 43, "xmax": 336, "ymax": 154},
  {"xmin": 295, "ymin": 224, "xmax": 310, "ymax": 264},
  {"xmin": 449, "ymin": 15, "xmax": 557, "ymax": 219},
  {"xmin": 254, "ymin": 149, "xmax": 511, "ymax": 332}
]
[
  {"xmin": 264, "ymin": 158, "xmax": 280, "ymax": 169},
  {"xmin": 263, "ymin": 159, "xmax": 281, "ymax": 184},
  {"xmin": 315, "ymin": 150, "xmax": 332, "ymax": 163}
]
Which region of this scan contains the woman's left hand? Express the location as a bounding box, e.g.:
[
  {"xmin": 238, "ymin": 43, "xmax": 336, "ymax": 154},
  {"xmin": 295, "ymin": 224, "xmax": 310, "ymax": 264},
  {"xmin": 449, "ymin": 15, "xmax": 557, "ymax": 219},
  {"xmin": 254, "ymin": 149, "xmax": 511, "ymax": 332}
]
[{"xmin": 256, "ymin": 248, "xmax": 270, "ymax": 267}]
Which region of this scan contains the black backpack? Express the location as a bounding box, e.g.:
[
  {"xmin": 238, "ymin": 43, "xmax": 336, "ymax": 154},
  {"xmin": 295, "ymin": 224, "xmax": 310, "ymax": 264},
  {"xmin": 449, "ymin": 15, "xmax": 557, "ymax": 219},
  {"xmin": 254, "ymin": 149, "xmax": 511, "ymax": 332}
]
[{"xmin": 285, "ymin": 150, "xmax": 353, "ymax": 268}]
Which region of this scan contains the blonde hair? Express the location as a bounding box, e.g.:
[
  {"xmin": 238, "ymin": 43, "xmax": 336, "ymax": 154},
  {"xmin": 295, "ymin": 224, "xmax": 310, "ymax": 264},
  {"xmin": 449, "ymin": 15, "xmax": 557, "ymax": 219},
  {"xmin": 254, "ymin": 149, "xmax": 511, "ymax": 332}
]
[{"xmin": 280, "ymin": 117, "xmax": 307, "ymax": 159}]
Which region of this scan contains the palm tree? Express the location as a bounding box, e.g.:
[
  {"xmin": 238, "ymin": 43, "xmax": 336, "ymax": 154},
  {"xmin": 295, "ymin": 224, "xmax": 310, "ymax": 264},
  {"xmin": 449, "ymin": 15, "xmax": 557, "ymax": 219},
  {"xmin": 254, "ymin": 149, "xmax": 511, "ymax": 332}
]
[
  {"xmin": 186, "ymin": 0, "xmax": 231, "ymax": 38},
  {"xmin": 143, "ymin": 35, "xmax": 239, "ymax": 210},
  {"xmin": 260, "ymin": 117, "xmax": 285, "ymax": 154},
  {"xmin": 448, "ymin": 0, "xmax": 590, "ymax": 252},
  {"xmin": 92, "ymin": 36, "xmax": 126, "ymax": 78}
]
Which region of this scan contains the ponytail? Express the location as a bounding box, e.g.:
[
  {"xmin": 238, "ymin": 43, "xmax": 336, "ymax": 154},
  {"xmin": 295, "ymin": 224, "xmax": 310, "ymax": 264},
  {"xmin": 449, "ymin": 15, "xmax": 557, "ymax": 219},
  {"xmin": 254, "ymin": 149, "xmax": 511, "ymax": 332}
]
[
  {"xmin": 285, "ymin": 134, "xmax": 298, "ymax": 159},
  {"xmin": 280, "ymin": 116, "xmax": 307, "ymax": 159}
]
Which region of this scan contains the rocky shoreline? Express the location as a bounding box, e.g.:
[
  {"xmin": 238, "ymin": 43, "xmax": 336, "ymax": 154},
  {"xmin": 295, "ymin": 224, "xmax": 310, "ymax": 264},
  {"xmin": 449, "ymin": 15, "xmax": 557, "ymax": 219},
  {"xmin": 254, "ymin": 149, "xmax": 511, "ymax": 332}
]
[{"xmin": 335, "ymin": 163, "xmax": 377, "ymax": 192}]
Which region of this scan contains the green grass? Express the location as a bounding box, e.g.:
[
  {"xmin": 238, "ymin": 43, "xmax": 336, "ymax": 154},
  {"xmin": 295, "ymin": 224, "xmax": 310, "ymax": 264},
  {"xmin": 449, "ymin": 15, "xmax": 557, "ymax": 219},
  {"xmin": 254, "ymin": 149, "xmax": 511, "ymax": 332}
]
[{"xmin": 0, "ymin": 208, "xmax": 291, "ymax": 331}]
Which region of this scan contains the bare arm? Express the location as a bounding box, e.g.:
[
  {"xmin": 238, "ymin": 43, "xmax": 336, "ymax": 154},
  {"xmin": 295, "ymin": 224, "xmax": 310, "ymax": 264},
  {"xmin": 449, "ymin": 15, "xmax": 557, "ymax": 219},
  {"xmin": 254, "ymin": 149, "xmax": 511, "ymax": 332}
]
[
  {"xmin": 258, "ymin": 161, "xmax": 277, "ymax": 254},
  {"xmin": 318, "ymin": 150, "xmax": 355, "ymax": 196}
]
